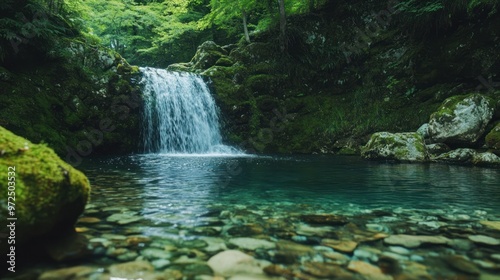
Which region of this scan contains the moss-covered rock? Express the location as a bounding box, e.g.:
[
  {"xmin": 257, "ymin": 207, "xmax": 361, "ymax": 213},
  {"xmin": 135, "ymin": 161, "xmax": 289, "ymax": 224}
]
[
  {"xmin": 472, "ymin": 152, "xmax": 500, "ymax": 167},
  {"xmin": 0, "ymin": 40, "xmax": 143, "ymax": 156},
  {"xmin": 0, "ymin": 126, "xmax": 90, "ymax": 249},
  {"xmin": 434, "ymin": 148, "xmax": 477, "ymax": 163},
  {"xmin": 428, "ymin": 94, "xmax": 495, "ymax": 145},
  {"xmin": 485, "ymin": 122, "xmax": 500, "ymax": 152},
  {"xmin": 361, "ymin": 132, "xmax": 428, "ymax": 162}
]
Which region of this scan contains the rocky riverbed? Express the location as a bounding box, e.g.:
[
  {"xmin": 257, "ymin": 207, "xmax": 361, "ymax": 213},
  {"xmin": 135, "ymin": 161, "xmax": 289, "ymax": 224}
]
[{"xmin": 16, "ymin": 182, "xmax": 500, "ymax": 280}]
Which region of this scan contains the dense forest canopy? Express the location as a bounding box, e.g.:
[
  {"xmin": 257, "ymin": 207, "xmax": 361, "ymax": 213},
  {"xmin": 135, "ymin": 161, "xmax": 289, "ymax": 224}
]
[{"xmin": 0, "ymin": 0, "xmax": 331, "ymax": 67}]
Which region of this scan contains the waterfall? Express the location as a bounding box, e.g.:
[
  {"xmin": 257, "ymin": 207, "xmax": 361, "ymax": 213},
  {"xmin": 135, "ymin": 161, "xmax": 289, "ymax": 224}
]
[{"xmin": 140, "ymin": 67, "xmax": 239, "ymax": 154}]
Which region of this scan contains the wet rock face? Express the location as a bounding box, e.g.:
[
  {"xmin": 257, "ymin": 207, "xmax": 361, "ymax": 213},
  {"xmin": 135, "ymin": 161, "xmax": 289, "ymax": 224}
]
[
  {"xmin": 428, "ymin": 94, "xmax": 495, "ymax": 145},
  {"xmin": 0, "ymin": 127, "xmax": 90, "ymax": 250},
  {"xmin": 361, "ymin": 132, "xmax": 428, "ymax": 162}
]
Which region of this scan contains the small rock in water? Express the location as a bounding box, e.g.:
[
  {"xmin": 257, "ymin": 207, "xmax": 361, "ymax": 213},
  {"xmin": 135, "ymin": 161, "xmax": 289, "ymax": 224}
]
[
  {"xmin": 38, "ymin": 266, "xmax": 97, "ymax": 280},
  {"xmin": 322, "ymin": 239, "xmax": 358, "ymax": 253},
  {"xmin": 301, "ymin": 262, "xmax": 354, "ymax": 278},
  {"xmin": 106, "ymin": 213, "xmax": 142, "ymax": 225},
  {"xmin": 229, "ymin": 237, "xmax": 276, "ymax": 250},
  {"xmin": 152, "ymin": 259, "xmax": 171, "ymax": 270},
  {"xmin": 322, "ymin": 251, "xmax": 351, "ymax": 265},
  {"xmin": 116, "ymin": 251, "xmax": 139, "ymax": 262},
  {"xmin": 78, "ymin": 217, "xmax": 101, "ymax": 224},
  {"xmin": 347, "ymin": 260, "xmax": 392, "ymax": 280},
  {"xmin": 182, "ymin": 263, "xmax": 214, "ymax": 278},
  {"xmin": 101, "ymin": 234, "xmax": 127, "ymax": 241},
  {"xmin": 468, "ymin": 235, "xmax": 500, "ymax": 246},
  {"xmin": 417, "ymin": 221, "xmax": 445, "ymax": 229},
  {"xmin": 108, "ymin": 261, "xmax": 154, "ymax": 279},
  {"xmin": 126, "ymin": 235, "xmax": 152, "ymax": 246},
  {"xmin": 89, "ymin": 238, "xmax": 112, "ymax": 248},
  {"xmin": 200, "ymin": 237, "xmax": 228, "ymax": 253},
  {"xmin": 296, "ymin": 223, "xmax": 336, "ymax": 237},
  {"xmin": 480, "ymin": 220, "xmax": 500, "ymax": 231},
  {"xmin": 141, "ymin": 248, "xmax": 172, "ymax": 260},
  {"xmin": 106, "ymin": 247, "xmax": 129, "ymax": 257},
  {"xmin": 181, "ymin": 239, "xmax": 209, "ymax": 249},
  {"xmin": 381, "ymin": 252, "xmax": 409, "ymax": 261},
  {"xmin": 207, "ymin": 250, "xmax": 270, "ymax": 277},
  {"xmin": 353, "ymin": 247, "xmax": 380, "ymax": 263},
  {"xmin": 384, "ymin": 234, "xmax": 450, "ymax": 248},
  {"xmin": 388, "ymin": 246, "xmax": 410, "ymax": 255},
  {"xmin": 473, "ymin": 259, "xmax": 497, "ymax": 269},
  {"xmin": 445, "ymin": 255, "xmax": 480, "ymax": 275},
  {"xmin": 410, "ymin": 255, "xmax": 424, "ymax": 262},
  {"xmin": 448, "ymin": 239, "xmax": 473, "ymax": 251},
  {"xmin": 263, "ymin": 264, "xmax": 295, "ymax": 278},
  {"xmin": 299, "ymin": 214, "xmax": 348, "ymax": 226},
  {"xmin": 366, "ymin": 223, "xmax": 388, "ymax": 232},
  {"xmin": 491, "ymin": 254, "xmax": 500, "ymax": 262}
]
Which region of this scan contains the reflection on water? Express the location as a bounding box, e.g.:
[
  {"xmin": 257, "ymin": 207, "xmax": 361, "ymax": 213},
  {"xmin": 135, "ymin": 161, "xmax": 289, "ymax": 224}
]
[{"xmin": 81, "ymin": 155, "xmax": 500, "ymax": 222}]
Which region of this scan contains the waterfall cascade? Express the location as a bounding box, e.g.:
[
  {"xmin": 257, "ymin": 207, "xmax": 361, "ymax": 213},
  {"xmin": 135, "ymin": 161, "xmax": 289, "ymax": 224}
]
[{"xmin": 140, "ymin": 67, "xmax": 239, "ymax": 154}]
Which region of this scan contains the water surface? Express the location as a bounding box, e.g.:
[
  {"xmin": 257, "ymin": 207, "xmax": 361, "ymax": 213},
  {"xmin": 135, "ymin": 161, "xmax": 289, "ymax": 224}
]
[{"xmin": 82, "ymin": 154, "xmax": 500, "ymax": 219}]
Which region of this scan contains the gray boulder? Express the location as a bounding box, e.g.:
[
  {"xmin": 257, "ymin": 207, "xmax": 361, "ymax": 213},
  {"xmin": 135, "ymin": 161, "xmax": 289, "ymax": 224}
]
[
  {"xmin": 472, "ymin": 152, "xmax": 500, "ymax": 167},
  {"xmin": 361, "ymin": 132, "xmax": 428, "ymax": 162},
  {"xmin": 428, "ymin": 94, "xmax": 495, "ymax": 145},
  {"xmin": 434, "ymin": 148, "xmax": 477, "ymax": 163}
]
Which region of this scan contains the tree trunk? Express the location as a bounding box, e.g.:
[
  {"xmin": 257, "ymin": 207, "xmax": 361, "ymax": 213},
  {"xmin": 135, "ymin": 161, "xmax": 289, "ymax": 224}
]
[
  {"xmin": 242, "ymin": 10, "xmax": 251, "ymax": 43},
  {"xmin": 278, "ymin": 0, "xmax": 287, "ymax": 52}
]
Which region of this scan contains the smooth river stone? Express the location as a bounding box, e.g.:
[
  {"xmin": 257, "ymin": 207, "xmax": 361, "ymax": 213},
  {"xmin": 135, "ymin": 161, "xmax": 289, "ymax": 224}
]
[
  {"xmin": 106, "ymin": 213, "xmax": 142, "ymax": 225},
  {"xmin": 77, "ymin": 217, "xmax": 101, "ymax": 224},
  {"xmin": 480, "ymin": 221, "xmax": 500, "ymax": 231},
  {"xmin": 468, "ymin": 235, "xmax": 500, "ymax": 245},
  {"xmin": 384, "ymin": 235, "xmax": 450, "ymax": 248},
  {"xmin": 295, "ymin": 223, "xmax": 335, "ymax": 237},
  {"xmin": 39, "ymin": 266, "xmax": 97, "ymax": 280},
  {"xmin": 108, "ymin": 261, "xmax": 154, "ymax": 279},
  {"xmin": 347, "ymin": 260, "xmax": 392, "ymax": 280},
  {"xmin": 200, "ymin": 237, "xmax": 228, "ymax": 253},
  {"xmin": 322, "ymin": 239, "xmax": 358, "ymax": 253},
  {"xmin": 322, "ymin": 251, "xmax": 351, "ymax": 265},
  {"xmin": 207, "ymin": 250, "xmax": 270, "ymax": 277},
  {"xmin": 141, "ymin": 248, "xmax": 172, "ymax": 260},
  {"xmin": 445, "ymin": 255, "xmax": 480, "ymax": 275},
  {"xmin": 229, "ymin": 237, "xmax": 276, "ymax": 250},
  {"xmin": 301, "ymin": 262, "xmax": 354, "ymax": 278},
  {"xmin": 388, "ymin": 246, "xmax": 410, "ymax": 255}
]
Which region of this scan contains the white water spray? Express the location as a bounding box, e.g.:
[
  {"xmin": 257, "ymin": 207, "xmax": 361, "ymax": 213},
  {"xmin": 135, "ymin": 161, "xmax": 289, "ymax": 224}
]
[{"xmin": 140, "ymin": 67, "xmax": 240, "ymax": 155}]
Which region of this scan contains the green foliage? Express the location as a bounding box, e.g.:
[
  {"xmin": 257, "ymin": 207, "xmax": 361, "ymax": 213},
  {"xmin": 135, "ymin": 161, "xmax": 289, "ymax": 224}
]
[
  {"xmin": 0, "ymin": 0, "xmax": 82, "ymax": 64},
  {"xmin": 81, "ymin": 0, "xmax": 212, "ymax": 66},
  {"xmin": 394, "ymin": 0, "xmax": 497, "ymax": 39}
]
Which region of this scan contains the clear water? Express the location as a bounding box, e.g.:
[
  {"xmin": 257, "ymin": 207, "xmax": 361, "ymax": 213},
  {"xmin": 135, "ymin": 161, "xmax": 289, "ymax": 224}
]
[
  {"xmin": 140, "ymin": 67, "xmax": 239, "ymax": 154},
  {"xmin": 83, "ymin": 154, "xmax": 500, "ymax": 219}
]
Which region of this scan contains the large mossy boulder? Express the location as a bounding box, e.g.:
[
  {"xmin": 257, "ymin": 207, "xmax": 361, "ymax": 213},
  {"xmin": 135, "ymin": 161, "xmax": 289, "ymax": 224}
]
[
  {"xmin": 428, "ymin": 94, "xmax": 495, "ymax": 145},
  {"xmin": 361, "ymin": 132, "xmax": 428, "ymax": 162},
  {"xmin": 434, "ymin": 148, "xmax": 500, "ymax": 166},
  {"xmin": 0, "ymin": 127, "xmax": 90, "ymax": 248}
]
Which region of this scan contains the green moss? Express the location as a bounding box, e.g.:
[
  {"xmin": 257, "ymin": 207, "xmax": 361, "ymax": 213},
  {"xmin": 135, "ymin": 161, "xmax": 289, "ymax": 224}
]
[
  {"xmin": 0, "ymin": 126, "xmax": 90, "ymax": 246},
  {"xmin": 215, "ymin": 57, "xmax": 234, "ymax": 67},
  {"xmin": 485, "ymin": 122, "xmax": 500, "ymax": 150},
  {"xmin": 245, "ymin": 74, "xmax": 277, "ymax": 93}
]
